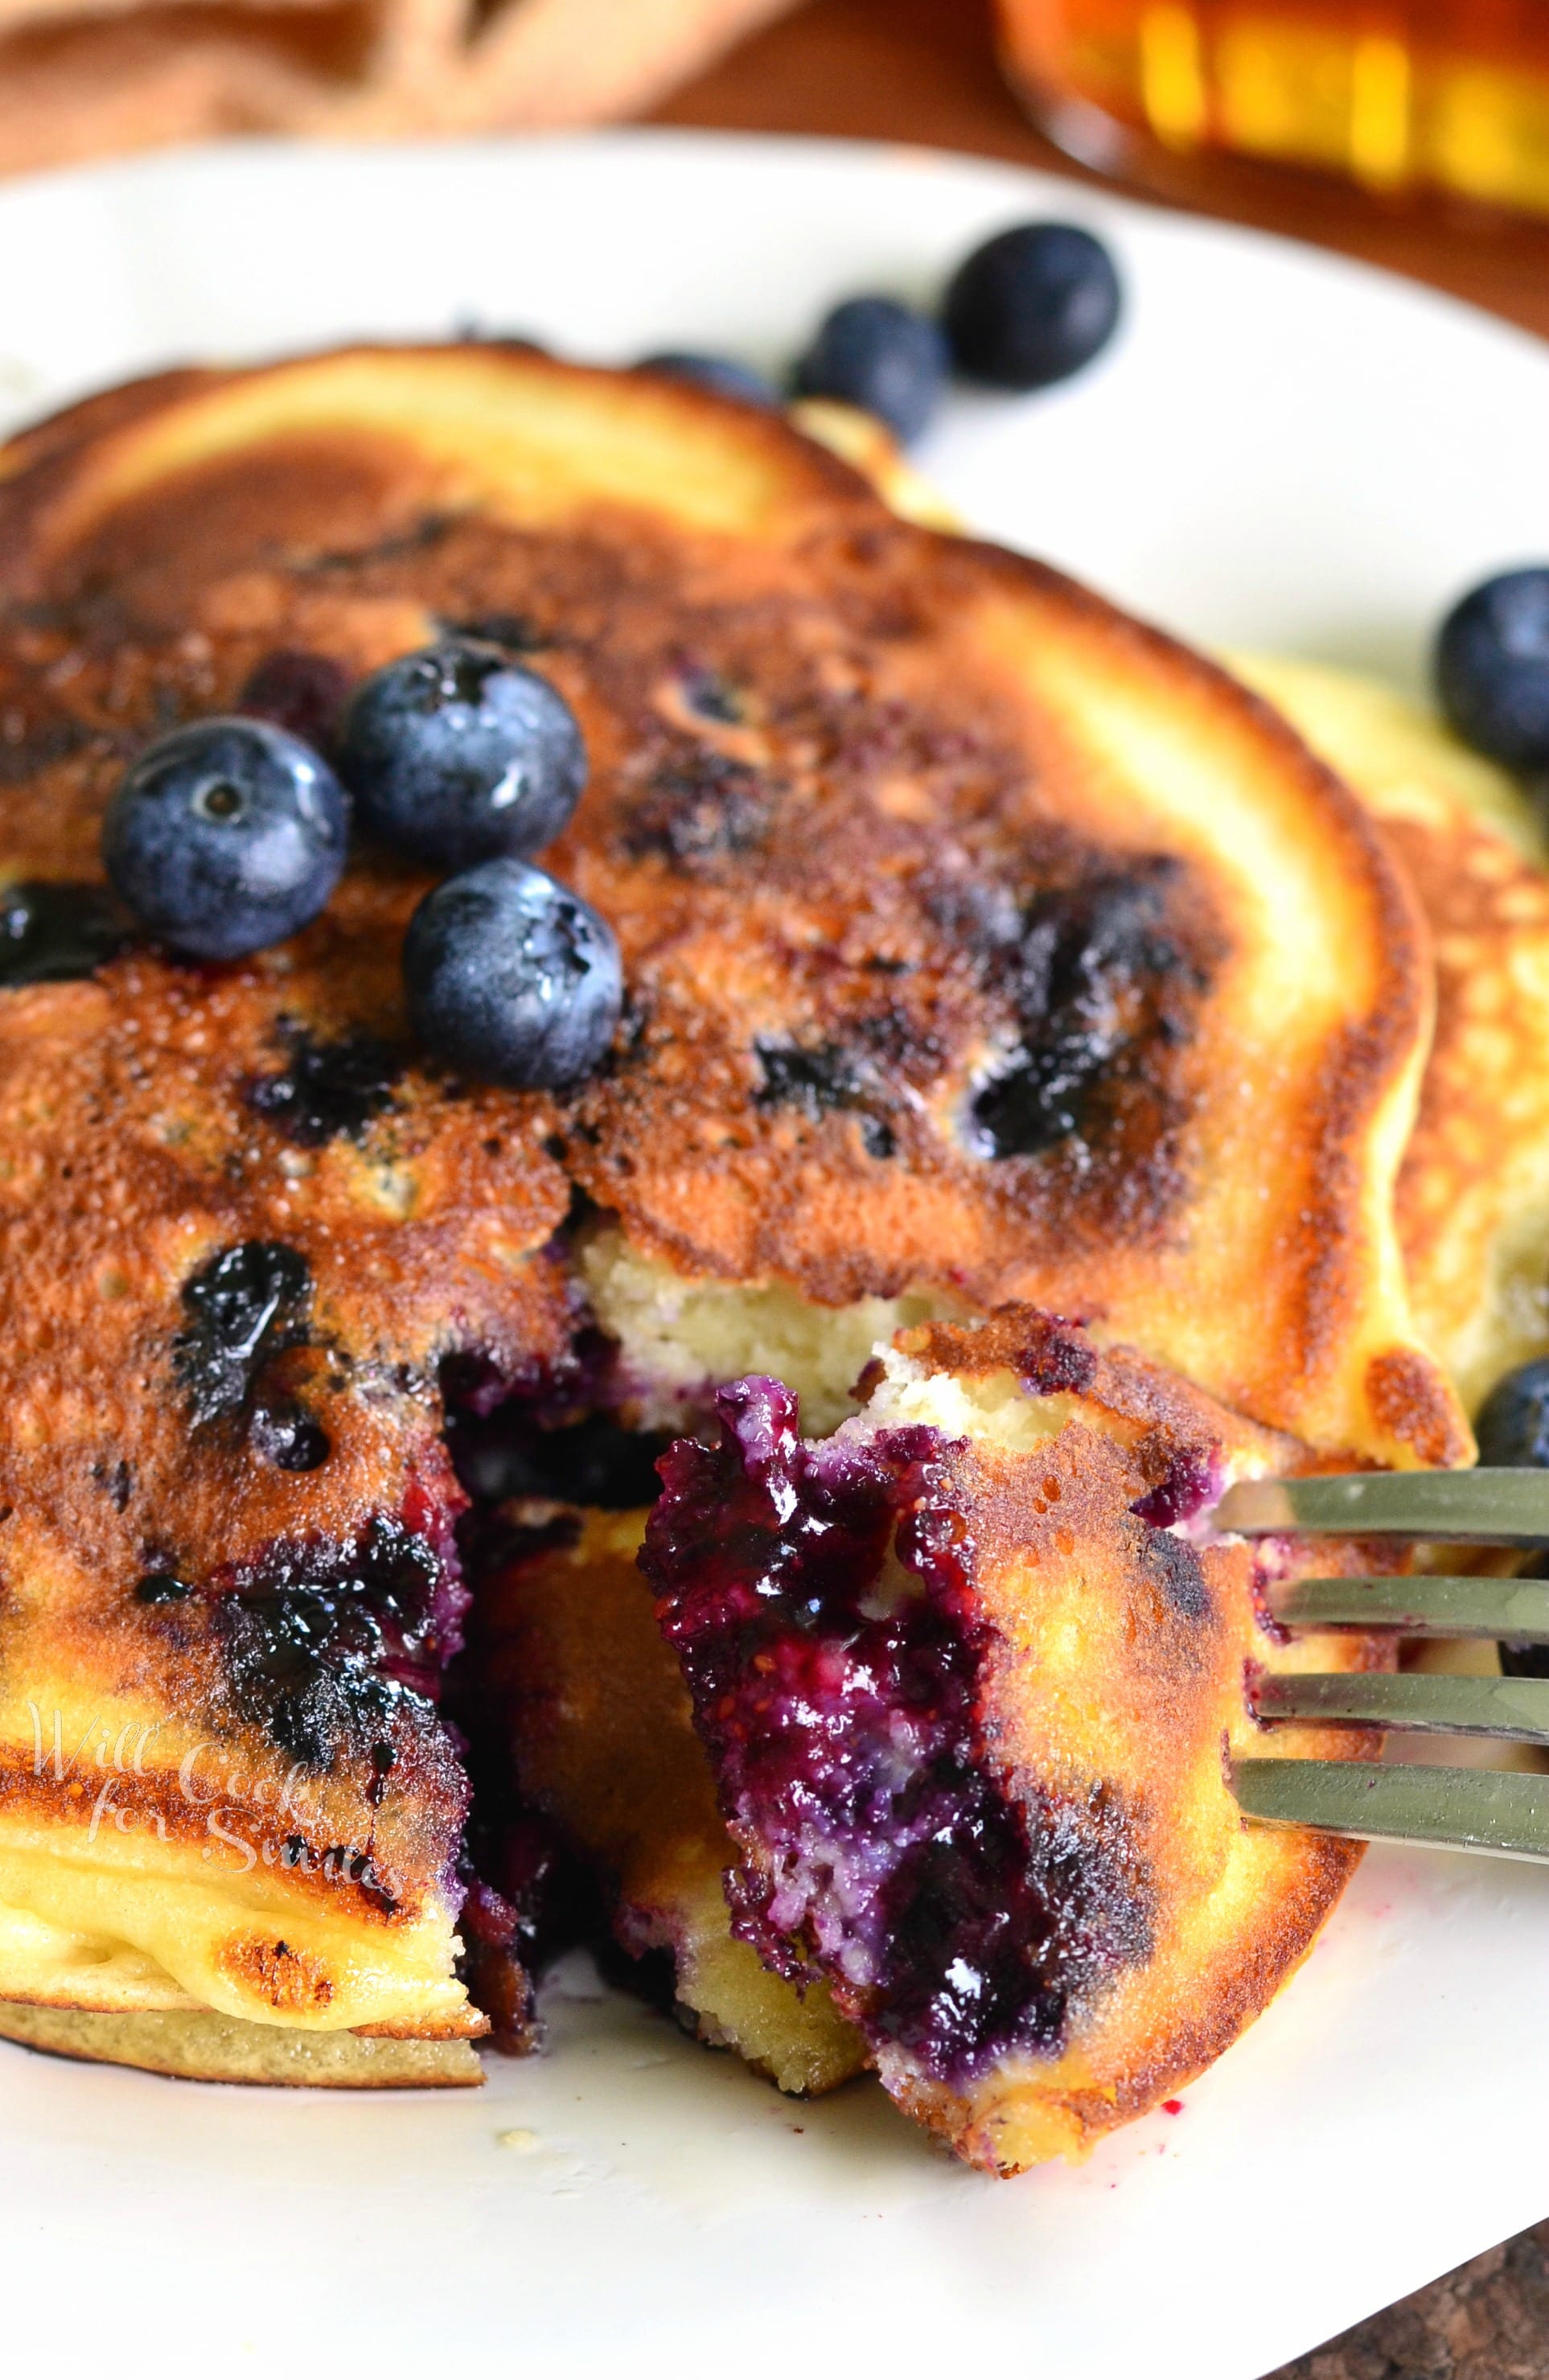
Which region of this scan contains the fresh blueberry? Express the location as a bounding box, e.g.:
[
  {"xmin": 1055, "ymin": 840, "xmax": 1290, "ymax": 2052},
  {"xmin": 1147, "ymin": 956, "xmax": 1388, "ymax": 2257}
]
[
  {"xmin": 637, "ymin": 351, "xmax": 779, "ymax": 408},
  {"xmin": 101, "ymin": 719, "xmax": 349, "ymax": 961},
  {"xmin": 1436, "ymin": 569, "xmax": 1549, "ymax": 771},
  {"xmin": 1474, "ymin": 1358, "xmax": 1549, "ymax": 1469},
  {"xmin": 792, "ymin": 297, "xmax": 948, "ymax": 444},
  {"xmin": 337, "ymin": 640, "xmax": 587, "ymax": 871},
  {"xmin": 403, "ymin": 857, "xmax": 621, "ymax": 1091},
  {"xmin": 944, "ymin": 222, "xmax": 1122, "ymax": 391}
]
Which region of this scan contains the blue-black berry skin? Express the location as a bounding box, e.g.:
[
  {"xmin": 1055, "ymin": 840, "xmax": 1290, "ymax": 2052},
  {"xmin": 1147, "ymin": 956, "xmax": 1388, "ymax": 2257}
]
[
  {"xmin": 1436, "ymin": 569, "xmax": 1549, "ymax": 771},
  {"xmin": 338, "ymin": 640, "xmax": 587, "ymax": 870},
  {"xmin": 1474, "ymin": 1358, "xmax": 1549, "ymax": 1470},
  {"xmin": 101, "ymin": 718, "xmax": 349, "ymax": 961},
  {"xmin": 944, "ymin": 222, "xmax": 1121, "ymax": 391},
  {"xmin": 792, "ymin": 298, "xmax": 948, "ymax": 445},
  {"xmin": 403, "ymin": 857, "xmax": 622, "ymax": 1091},
  {"xmin": 637, "ymin": 351, "xmax": 779, "ymax": 408}
]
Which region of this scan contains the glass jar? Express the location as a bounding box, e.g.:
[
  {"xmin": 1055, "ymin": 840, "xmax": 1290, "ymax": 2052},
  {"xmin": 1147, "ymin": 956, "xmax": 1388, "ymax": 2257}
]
[{"xmin": 996, "ymin": 1, "xmax": 1549, "ymax": 216}]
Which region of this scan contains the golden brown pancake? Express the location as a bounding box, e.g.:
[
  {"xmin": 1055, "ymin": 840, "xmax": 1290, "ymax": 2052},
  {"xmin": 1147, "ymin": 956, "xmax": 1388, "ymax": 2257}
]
[
  {"xmin": 1234, "ymin": 656, "xmax": 1549, "ymax": 1416},
  {"xmin": 0, "ymin": 344, "xmax": 1461, "ymax": 1468},
  {"xmin": 0, "ymin": 346, "xmax": 1454, "ymax": 2090}
]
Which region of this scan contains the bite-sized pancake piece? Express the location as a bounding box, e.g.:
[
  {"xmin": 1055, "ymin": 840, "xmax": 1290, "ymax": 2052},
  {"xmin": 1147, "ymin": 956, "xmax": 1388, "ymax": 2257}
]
[
  {"xmin": 1236, "ymin": 655, "xmax": 1549, "ymax": 1414},
  {"xmin": 466, "ymin": 1507, "xmax": 863, "ymax": 2096},
  {"xmin": 643, "ymin": 1309, "xmax": 1396, "ymax": 2174},
  {"xmin": 0, "ymin": 343, "xmax": 1462, "ymax": 1466}
]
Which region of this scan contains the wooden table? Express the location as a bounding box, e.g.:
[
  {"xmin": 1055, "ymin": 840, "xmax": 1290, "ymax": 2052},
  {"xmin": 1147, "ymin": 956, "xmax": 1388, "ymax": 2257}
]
[{"xmin": 661, "ymin": 6, "xmax": 1549, "ymax": 2373}]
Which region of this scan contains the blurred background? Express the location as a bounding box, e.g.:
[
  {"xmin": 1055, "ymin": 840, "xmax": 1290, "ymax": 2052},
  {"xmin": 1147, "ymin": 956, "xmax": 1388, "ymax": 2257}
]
[{"xmin": 0, "ymin": 0, "xmax": 1544, "ymax": 334}]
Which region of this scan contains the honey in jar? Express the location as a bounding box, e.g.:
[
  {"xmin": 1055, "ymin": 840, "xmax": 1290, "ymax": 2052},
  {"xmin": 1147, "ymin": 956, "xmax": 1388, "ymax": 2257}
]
[{"xmin": 996, "ymin": 1, "xmax": 1549, "ymax": 215}]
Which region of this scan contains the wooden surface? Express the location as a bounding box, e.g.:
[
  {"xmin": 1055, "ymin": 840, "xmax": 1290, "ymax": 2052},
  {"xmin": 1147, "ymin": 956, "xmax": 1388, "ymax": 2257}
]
[
  {"xmin": 656, "ymin": 0, "xmax": 1549, "ymax": 339},
  {"xmin": 660, "ymin": 3, "xmax": 1547, "ymax": 2372}
]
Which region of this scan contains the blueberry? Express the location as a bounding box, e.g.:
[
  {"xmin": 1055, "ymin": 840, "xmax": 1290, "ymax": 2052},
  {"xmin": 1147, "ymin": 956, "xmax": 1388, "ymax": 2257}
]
[
  {"xmin": 403, "ymin": 857, "xmax": 621, "ymax": 1090},
  {"xmin": 337, "ymin": 640, "xmax": 586, "ymax": 871},
  {"xmin": 1436, "ymin": 569, "xmax": 1549, "ymax": 771},
  {"xmin": 101, "ymin": 719, "xmax": 349, "ymax": 961},
  {"xmin": 1474, "ymin": 1358, "xmax": 1549, "ymax": 1469},
  {"xmin": 944, "ymin": 222, "xmax": 1121, "ymax": 391},
  {"xmin": 637, "ymin": 352, "xmax": 779, "ymax": 408},
  {"xmin": 792, "ymin": 297, "xmax": 948, "ymax": 445}
]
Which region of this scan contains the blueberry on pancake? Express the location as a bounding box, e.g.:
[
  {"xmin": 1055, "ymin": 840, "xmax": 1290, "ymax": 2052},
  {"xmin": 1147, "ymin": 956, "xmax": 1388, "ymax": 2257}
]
[{"xmin": 0, "ymin": 346, "xmax": 1452, "ymax": 2097}]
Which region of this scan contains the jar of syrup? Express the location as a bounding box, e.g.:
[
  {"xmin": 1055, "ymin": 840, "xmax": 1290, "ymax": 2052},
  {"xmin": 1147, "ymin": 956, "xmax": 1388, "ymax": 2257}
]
[{"xmin": 996, "ymin": 1, "xmax": 1549, "ymax": 215}]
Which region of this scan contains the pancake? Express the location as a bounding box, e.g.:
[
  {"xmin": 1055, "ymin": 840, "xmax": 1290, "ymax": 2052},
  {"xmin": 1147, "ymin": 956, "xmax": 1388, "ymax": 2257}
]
[
  {"xmin": 0, "ymin": 344, "xmax": 1461, "ymax": 1469},
  {"xmin": 0, "ymin": 345, "xmax": 1455, "ymax": 2093},
  {"xmin": 1233, "ymin": 655, "xmax": 1549, "ymax": 1416},
  {"xmin": 637, "ymin": 1308, "xmax": 1392, "ymax": 2173}
]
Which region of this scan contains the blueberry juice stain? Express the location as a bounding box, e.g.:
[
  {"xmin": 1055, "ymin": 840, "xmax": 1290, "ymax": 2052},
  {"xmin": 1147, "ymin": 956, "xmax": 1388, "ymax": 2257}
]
[
  {"xmin": 643, "ymin": 1377, "xmax": 1151, "ymax": 2090},
  {"xmin": 212, "ymin": 1518, "xmax": 467, "ymax": 1772}
]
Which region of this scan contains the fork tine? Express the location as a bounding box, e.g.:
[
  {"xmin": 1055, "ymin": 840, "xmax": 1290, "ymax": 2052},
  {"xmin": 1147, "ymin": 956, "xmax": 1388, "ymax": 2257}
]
[
  {"xmin": 1254, "ymin": 1670, "xmax": 1549, "ymax": 1741},
  {"xmin": 1232, "ymin": 1758, "xmax": 1549, "ymax": 1860},
  {"xmin": 1270, "ymin": 1573, "xmax": 1549, "ymax": 1640},
  {"xmin": 1214, "ymin": 1469, "xmax": 1549, "ymax": 1544}
]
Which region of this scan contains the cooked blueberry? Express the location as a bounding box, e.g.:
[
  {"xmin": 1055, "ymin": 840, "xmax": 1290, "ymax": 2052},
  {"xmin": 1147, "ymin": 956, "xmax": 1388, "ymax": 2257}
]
[
  {"xmin": 0, "ymin": 880, "xmax": 133, "ymax": 985},
  {"xmin": 134, "ymin": 1572, "xmax": 191, "ymax": 1604},
  {"xmin": 237, "ymin": 650, "xmax": 353, "ymax": 753},
  {"xmin": 216, "ymin": 1522, "xmax": 450, "ymax": 1769},
  {"xmin": 337, "ymin": 640, "xmax": 586, "ymax": 869},
  {"xmin": 246, "ymin": 1026, "xmax": 401, "ymax": 1147},
  {"xmin": 1474, "ymin": 1358, "xmax": 1549, "ymax": 1469},
  {"xmin": 944, "ymin": 222, "xmax": 1121, "ymax": 391},
  {"xmin": 101, "ymin": 718, "xmax": 349, "ymax": 960},
  {"xmin": 792, "ymin": 297, "xmax": 948, "ymax": 444},
  {"xmin": 251, "ymin": 1401, "xmax": 332, "ymax": 1472},
  {"xmin": 1436, "ymin": 569, "xmax": 1549, "ymax": 770},
  {"xmin": 403, "ymin": 857, "xmax": 622, "ymax": 1090},
  {"xmin": 637, "ymin": 352, "xmax": 779, "ymax": 408},
  {"xmin": 175, "ymin": 1240, "xmax": 311, "ymax": 1425}
]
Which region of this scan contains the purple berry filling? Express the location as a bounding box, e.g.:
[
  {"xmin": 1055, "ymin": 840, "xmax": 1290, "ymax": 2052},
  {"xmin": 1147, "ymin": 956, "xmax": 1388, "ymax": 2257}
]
[{"xmin": 643, "ymin": 1377, "xmax": 1151, "ymax": 2091}]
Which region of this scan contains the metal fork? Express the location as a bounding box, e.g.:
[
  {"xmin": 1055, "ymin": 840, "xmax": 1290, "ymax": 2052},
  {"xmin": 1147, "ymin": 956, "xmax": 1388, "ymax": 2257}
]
[{"xmin": 1217, "ymin": 1468, "xmax": 1549, "ymax": 1862}]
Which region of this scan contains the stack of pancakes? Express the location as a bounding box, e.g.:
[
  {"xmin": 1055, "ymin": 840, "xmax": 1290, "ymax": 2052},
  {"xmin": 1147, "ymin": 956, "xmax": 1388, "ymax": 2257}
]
[{"xmin": 0, "ymin": 345, "xmax": 1533, "ymax": 2166}]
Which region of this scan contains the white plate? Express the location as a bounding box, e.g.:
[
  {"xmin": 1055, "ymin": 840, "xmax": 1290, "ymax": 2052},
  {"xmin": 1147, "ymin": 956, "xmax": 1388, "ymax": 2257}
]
[{"xmin": 2, "ymin": 129, "xmax": 1548, "ymax": 2380}]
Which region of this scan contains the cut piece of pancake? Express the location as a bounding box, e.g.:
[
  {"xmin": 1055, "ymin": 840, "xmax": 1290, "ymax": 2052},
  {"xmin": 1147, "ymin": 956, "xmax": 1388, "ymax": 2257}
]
[
  {"xmin": 465, "ymin": 1507, "xmax": 864, "ymax": 2098},
  {"xmin": 639, "ymin": 1308, "xmax": 1394, "ymax": 2173},
  {"xmin": 1234, "ymin": 655, "xmax": 1549, "ymax": 1416},
  {"xmin": 0, "ymin": 346, "xmax": 1456, "ymax": 2094},
  {"xmin": 0, "ymin": 343, "xmax": 1461, "ymax": 1469}
]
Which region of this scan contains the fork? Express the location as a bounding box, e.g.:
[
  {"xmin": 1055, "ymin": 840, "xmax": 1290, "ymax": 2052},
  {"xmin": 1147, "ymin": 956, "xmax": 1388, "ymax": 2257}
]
[{"xmin": 1216, "ymin": 1468, "xmax": 1549, "ymax": 1861}]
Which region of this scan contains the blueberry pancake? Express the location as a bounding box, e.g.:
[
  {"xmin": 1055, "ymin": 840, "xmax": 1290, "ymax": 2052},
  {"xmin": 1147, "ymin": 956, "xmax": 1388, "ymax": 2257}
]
[
  {"xmin": 0, "ymin": 343, "xmax": 1461, "ymax": 1466},
  {"xmin": 639, "ymin": 1309, "xmax": 1393, "ymax": 2173},
  {"xmin": 0, "ymin": 344, "xmax": 1447, "ymax": 2091}
]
